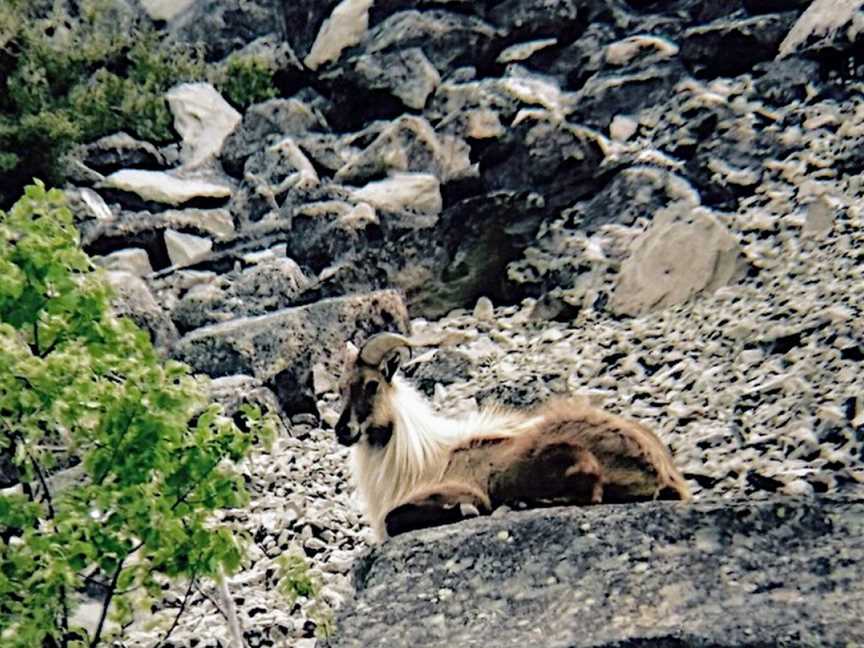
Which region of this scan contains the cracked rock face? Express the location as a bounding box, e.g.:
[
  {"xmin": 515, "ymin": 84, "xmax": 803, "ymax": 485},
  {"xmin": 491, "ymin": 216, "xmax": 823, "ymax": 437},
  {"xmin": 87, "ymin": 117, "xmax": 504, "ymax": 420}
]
[
  {"xmin": 53, "ymin": 0, "xmax": 864, "ymax": 644},
  {"xmin": 327, "ymin": 498, "xmax": 864, "ymax": 648}
]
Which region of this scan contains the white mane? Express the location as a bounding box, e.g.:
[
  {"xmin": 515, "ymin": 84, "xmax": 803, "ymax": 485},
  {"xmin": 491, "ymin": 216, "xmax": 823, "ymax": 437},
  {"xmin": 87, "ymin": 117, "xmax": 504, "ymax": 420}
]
[{"xmin": 350, "ymin": 376, "xmax": 534, "ymax": 539}]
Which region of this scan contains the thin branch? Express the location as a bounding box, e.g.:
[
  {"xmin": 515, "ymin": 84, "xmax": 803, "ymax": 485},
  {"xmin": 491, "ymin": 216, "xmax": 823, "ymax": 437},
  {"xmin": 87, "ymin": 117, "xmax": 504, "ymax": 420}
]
[
  {"xmin": 24, "ymin": 445, "xmax": 69, "ymax": 641},
  {"xmin": 89, "ymin": 541, "xmax": 144, "ymax": 648},
  {"xmin": 170, "ymin": 458, "xmax": 220, "ymax": 512},
  {"xmin": 155, "ymin": 577, "xmax": 196, "ymax": 648},
  {"xmin": 194, "ymin": 581, "xmax": 230, "ymax": 623},
  {"xmin": 26, "ymin": 447, "xmax": 55, "ymax": 518}
]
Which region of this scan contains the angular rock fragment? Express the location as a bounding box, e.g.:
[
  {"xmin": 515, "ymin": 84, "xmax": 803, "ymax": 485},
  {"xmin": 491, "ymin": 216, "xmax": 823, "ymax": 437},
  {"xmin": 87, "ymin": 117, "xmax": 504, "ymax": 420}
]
[
  {"xmin": 350, "ymin": 173, "xmax": 442, "ymax": 217},
  {"xmin": 166, "ymin": 83, "xmax": 242, "ymax": 169},
  {"xmin": 778, "ymin": 0, "xmax": 864, "ymax": 57},
  {"xmin": 101, "ymin": 170, "xmax": 232, "ymax": 206},
  {"xmin": 304, "ymin": 0, "xmax": 374, "ymax": 70},
  {"xmin": 222, "ymin": 98, "xmax": 329, "ymax": 176},
  {"xmin": 164, "ymin": 229, "xmax": 213, "ymax": 268},
  {"xmin": 612, "ymin": 206, "xmax": 745, "ymax": 316},
  {"xmin": 106, "ymin": 271, "xmax": 179, "ymax": 349},
  {"xmin": 170, "ymin": 290, "xmax": 410, "ymax": 415},
  {"xmin": 335, "ymin": 115, "xmax": 472, "ymax": 184}
]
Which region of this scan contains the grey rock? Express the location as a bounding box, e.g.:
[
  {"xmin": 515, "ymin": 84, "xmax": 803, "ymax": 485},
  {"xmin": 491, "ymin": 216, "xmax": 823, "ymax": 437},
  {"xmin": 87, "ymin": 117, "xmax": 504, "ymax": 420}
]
[
  {"xmin": 96, "ymin": 248, "xmax": 154, "ymax": 276},
  {"xmin": 331, "ymin": 47, "xmax": 441, "ymax": 111},
  {"xmin": 478, "ymin": 116, "xmax": 605, "ymax": 214},
  {"xmin": 612, "ymin": 205, "xmax": 746, "ymax": 316},
  {"xmin": 777, "ymin": 0, "xmax": 864, "ymax": 58},
  {"xmin": 573, "ymin": 63, "xmax": 685, "ymax": 130},
  {"xmin": 334, "ymin": 115, "xmax": 472, "ymax": 185},
  {"xmin": 170, "ymin": 290, "xmax": 410, "ymax": 415},
  {"xmin": 681, "ymin": 12, "xmax": 799, "ymax": 78},
  {"xmin": 73, "ymin": 132, "xmax": 166, "ymax": 176},
  {"xmin": 166, "ymin": 0, "xmax": 288, "ymax": 61},
  {"xmin": 221, "ymin": 98, "xmax": 329, "ymax": 177},
  {"xmin": 169, "ymin": 257, "xmax": 309, "ymax": 333},
  {"xmin": 328, "ymin": 498, "xmax": 864, "ymax": 648},
  {"xmin": 81, "ymin": 208, "xmax": 235, "ymax": 272},
  {"xmin": 208, "ymin": 374, "xmax": 287, "ymax": 433},
  {"xmin": 106, "ymin": 271, "xmax": 179, "ymax": 349},
  {"xmin": 165, "ymin": 82, "xmax": 241, "ymax": 169},
  {"xmin": 402, "ymin": 348, "xmax": 474, "ymax": 397}
]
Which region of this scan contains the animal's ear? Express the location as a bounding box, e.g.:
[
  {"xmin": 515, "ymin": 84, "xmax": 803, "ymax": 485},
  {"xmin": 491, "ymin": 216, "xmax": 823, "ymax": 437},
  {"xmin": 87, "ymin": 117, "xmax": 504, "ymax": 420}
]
[{"xmin": 379, "ymin": 347, "xmax": 407, "ymax": 382}]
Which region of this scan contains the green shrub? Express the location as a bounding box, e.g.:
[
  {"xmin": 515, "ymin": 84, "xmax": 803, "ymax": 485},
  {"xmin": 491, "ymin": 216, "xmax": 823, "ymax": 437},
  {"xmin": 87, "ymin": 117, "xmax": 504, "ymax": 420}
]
[
  {"xmin": 215, "ymin": 54, "xmax": 279, "ymax": 110},
  {"xmin": 0, "ymin": 182, "xmax": 277, "ymax": 646},
  {"xmin": 0, "ymin": 1, "xmax": 207, "ymax": 206},
  {"xmin": 276, "ymin": 550, "xmax": 335, "ymax": 639}
]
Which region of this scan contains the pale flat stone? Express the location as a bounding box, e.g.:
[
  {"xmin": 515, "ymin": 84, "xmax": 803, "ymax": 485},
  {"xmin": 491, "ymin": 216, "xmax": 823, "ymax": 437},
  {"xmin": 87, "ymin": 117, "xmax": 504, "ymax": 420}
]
[
  {"xmin": 350, "ymin": 173, "xmax": 442, "ymax": 216},
  {"xmin": 80, "ymin": 188, "xmax": 113, "ymax": 221},
  {"xmin": 103, "ymin": 170, "xmax": 232, "ymax": 205},
  {"xmin": 140, "ymin": 0, "xmax": 195, "ymax": 21},
  {"xmin": 779, "ymin": 0, "xmax": 864, "ymax": 58},
  {"xmin": 605, "ymin": 35, "xmax": 679, "ymax": 66},
  {"xmin": 166, "ymin": 83, "xmax": 242, "ymax": 168},
  {"xmin": 497, "ymin": 38, "xmax": 558, "ymax": 63},
  {"xmin": 164, "ymin": 229, "xmax": 213, "ymax": 268},
  {"xmin": 610, "ymin": 114, "xmax": 639, "ymax": 141},
  {"xmin": 98, "ymin": 248, "xmax": 153, "ymax": 276},
  {"xmin": 304, "ymin": 0, "xmax": 374, "ymax": 70},
  {"xmin": 612, "ymin": 206, "xmax": 745, "ymax": 316},
  {"xmin": 159, "ymin": 208, "xmax": 236, "ymax": 241}
]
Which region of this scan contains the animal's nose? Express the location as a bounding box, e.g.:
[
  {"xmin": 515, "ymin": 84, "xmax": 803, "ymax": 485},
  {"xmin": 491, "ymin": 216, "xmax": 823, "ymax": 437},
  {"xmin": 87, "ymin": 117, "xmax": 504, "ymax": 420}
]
[{"xmin": 335, "ymin": 409, "xmax": 359, "ymax": 446}]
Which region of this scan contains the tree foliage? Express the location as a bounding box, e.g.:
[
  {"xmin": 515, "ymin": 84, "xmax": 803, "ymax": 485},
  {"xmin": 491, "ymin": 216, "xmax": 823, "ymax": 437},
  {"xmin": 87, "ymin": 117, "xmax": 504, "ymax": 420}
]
[{"xmin": 0, "ymin": 182, "xmax": 276, "ymax": 646}]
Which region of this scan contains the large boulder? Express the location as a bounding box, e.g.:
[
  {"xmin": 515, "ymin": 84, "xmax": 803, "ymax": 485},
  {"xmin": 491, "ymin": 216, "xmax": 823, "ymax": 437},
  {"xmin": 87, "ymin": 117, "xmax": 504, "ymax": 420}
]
[
  {"xmin": 170, "ymin": 290, "xmax": 410, "ymax": 416},
  {"xmin": 329, "ymin": 497, "xmax": 864, "ymax": 648}
]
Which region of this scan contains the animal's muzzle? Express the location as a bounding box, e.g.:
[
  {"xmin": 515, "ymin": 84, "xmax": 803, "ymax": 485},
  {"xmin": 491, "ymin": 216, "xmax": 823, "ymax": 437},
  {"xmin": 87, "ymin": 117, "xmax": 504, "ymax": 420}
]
[{"xmin": 335, "ymin": 409, "xmax": 360, "ymax": 446}]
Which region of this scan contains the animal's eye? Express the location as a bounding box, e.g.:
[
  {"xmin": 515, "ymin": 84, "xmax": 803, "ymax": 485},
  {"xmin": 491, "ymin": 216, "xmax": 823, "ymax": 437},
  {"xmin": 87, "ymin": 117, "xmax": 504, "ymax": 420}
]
[{"xmin": 364, "ymin": 380, "xmax": 379, "ymax": 398}]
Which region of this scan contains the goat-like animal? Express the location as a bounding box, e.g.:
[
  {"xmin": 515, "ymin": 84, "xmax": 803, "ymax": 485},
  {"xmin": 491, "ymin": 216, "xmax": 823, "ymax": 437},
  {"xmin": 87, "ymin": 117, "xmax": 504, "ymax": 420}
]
[{"xmin": 336, "ymin": 333, "xmax": 690, "ymax": 540}]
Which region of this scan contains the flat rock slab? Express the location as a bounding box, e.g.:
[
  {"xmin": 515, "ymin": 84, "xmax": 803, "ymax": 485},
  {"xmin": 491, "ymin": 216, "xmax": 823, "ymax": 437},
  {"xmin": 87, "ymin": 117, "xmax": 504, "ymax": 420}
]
[
  {"xmin": 328, "ymin": 498, "xmax": 864, "ymax": 648},
  {"xmin": 171, "ymin": 290, "xmax": 409, "ymax": 415}
]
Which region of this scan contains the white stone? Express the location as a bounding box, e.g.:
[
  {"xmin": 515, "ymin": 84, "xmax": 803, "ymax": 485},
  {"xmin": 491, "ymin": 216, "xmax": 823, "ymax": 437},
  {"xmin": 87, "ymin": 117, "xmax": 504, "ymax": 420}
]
[
  {"xmin": 166, "ymin": 83, "xmax": 242, "ymax": 168},
  {"xmin": 497, "ymin": 38, "xmax": 558, "ymax": 63},
  {"xmin": 164, "ymin": 229, "xmax": 213, "ymax": 268},
  {"xmin": 102, "ymin": 170, "xmax": 232, "ymax": 205},
  {"xmin": 80, "ymin": 188, "xmax": 113, "ymax": 221},
  {"xmin": 350, "ymin": 173, "xmax": 442, "ymax": 216},
  {"xmin": 268, "ymin": 137, "xmax": 319, "ymax": 191},
  {"xmin": 304, "ymin": 0, "xmax": 374, "ymax": 70},
  {"xmin": 612, "ymin": 206, "xmax": 745, "ymax": 316},
  {"xmin": 140, "ymin": 0, "xmax": 195, "ymax": 21},
  {"xmin": 610, "ymin": 114, "xmax": 639, "ymax": 141},
  {"xmin": 779, "ymin": 0, "xmax": 864, "ymax": 58},
  {"xmin": 605, "ymin": 35, "xmax": 679, "ymax": 66},
  {"xmin": 98, "ymin": 248, "xmax": 153, "ymax": 276},
  {"xmin": 803, "ymin": 195, "xmax": 835, "ymax": 237},
  {"xmin": 473, "ymin": 296, "xmax": 494, "ymax": 321}
]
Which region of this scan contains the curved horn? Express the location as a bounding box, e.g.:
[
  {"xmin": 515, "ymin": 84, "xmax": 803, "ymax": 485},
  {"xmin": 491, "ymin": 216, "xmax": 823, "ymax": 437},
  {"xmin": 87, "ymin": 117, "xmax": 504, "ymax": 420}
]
[{"xmin": 359, "ymin": 332, "xmax": 413, "ymax": 366}]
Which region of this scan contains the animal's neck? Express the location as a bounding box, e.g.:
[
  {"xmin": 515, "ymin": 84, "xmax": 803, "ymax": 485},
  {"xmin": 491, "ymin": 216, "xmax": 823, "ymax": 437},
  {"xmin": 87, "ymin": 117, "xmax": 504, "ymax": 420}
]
[{"xmin": 351, "ymin": 377, "xmax": 462, "ymax": 535}]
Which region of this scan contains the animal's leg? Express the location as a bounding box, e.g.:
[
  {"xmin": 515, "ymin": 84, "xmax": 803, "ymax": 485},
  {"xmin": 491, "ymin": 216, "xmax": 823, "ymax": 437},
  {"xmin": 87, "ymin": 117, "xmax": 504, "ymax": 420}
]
[
  {"xmin": 384, "ymin": 481, "xmax": 491, "ymax": 538},
  {"xmin": 489, "ymin": 438, "xmax": 605, "ymax": 508}
]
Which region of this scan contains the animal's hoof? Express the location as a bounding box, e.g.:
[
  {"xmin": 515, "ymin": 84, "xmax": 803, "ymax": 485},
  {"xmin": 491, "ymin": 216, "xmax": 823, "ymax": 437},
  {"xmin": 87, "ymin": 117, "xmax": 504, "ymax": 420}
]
[{"xmin": 459, "ymin": 502, "xmax": 481, "ymax": 518}]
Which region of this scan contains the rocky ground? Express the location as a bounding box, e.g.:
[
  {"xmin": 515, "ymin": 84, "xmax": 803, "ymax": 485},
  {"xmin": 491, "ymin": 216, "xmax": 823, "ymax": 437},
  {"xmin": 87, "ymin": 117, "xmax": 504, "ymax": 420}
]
[{"xmin": 41, "ymin": 0, "xmax": 864, "ymax": 645}]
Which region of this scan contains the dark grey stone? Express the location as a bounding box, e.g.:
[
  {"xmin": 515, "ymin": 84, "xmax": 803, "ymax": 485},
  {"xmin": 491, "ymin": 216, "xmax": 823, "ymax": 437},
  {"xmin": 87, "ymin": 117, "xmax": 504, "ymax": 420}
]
[
  {"xmin": 166, "ymin": 0, "xmax": 287, "ymax": 61},
  {"xmin": 170, "ymin": 290, "xmax": 410, "ymax": 416},
  {"xmin": 221, "ymin": 98, "xmax": 328, "ymax": 177},
  {"xmin": 329, "ymin": 498, "xmax": 864, "ymax": 648}
]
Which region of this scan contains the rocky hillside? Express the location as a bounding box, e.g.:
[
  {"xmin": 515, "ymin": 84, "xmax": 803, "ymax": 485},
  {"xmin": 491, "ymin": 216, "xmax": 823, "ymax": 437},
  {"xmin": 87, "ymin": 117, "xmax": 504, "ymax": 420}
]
[{"xmin": 23, "ymin": 0, "xmax": 864, "ymax": 645}]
